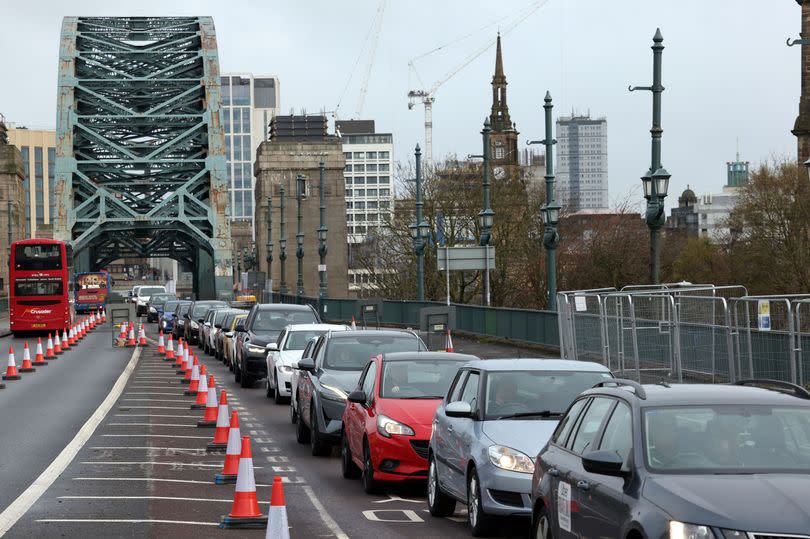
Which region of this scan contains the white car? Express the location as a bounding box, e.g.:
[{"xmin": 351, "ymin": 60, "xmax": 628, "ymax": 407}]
[
  {"xmin": 135, "ymin": 285, "xmax": 166, "ymax": 316},
  {"xmin": 265, "ymin": 323, "xmax": 351, "ymax": 405}
]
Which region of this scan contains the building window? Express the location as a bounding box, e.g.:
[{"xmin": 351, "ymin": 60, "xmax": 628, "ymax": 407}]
[
  {"xmin": 346, "ymin": 189, "xmax": 352, "ymax": 197},
  {"xmin": 354, "ymin": 164, "xmax": 365, "ymax": 172},
  {"xmin": 355, "ymin": 189, "xmax": 365, "ymax": 197},
  {"xmin": 355, "ymin": 202, "xmax": 365, "ymax": 209},
  {"xmin": 366, "ymin": 176, "xmax": 377, "ymax": 184},
  {"xmin": 495, "ymin": 147, "xmax": 505, "ymax": 159},
  {"xmin": 379, "ymin": 188, "xmax": 390, "ymax": 197},
  {"xmin": 378, "ymin": 164, "xmax": 390, "ymax": 172},
  {"xmin": 232, "ymin": 77, "xmax": 250, "ymax": 106},
  {"xmin": 242, "ymin": 110, "xmax": 250, "ymax": 133},
  {"xmin": 346, "ymin": 202, "xmax": 353, "ymax": 209},
  {"xmin": 367, "ymin": 189, "xmax": 377, "ymax": 197},
  {"xmin": 353, "ymin": 152, "xmax": 364, "ymax": 159},
  {"xmin": 366, "ymin": 163, "xmax": 377, "ymax": 172},
  {"xmin": 366, "ymin": 151, "xmax": 377, "ymax": 159},
  {"xmin": 379, "ymin": 176, "xmax": 390, "ymax": 184},
  {"xmin": 253, "ymin": 78, "xmax": 276, "ymax": 108},
  {"xmin": 354, "ymin": 177, "xmax": 365, "ymax": 185},
  {"xmin": 344, "ymin": 152, "xmax": 352, "ymax": 160},
  {"xmin": 221, "ymin": 77, "xmax": 231, "ymax": 105},
  {"xmin": 379, "ymin": 151, "xmax": 390, "ymax": 159},
  {"xmin": 242, "ymin": 135, "xmax": 251, "ymax": 161},
  {"xmin": 380, "ymin": 201, "xmax": 390, "ymax": 209},
  {"xmin": 47, "ymin": 147, "xmax": 55, "ymax": 224},
  {"xmin": 345, "ymin": 164, "xmax": 352, "ymax": 172},
  {"xmin": 347, "ymin": 214, "xmax": 354, "ymax": 222},
  {"xmin": 367, "ymin": 201, "xmax": 378, "ymax": 209},
  {"xmin": 345, "ymin": 178, "xmax": 352, "ymax": 185},
  {"xmin": 368, "ymin": 213, "xmax": 378, "ymax": 221}
]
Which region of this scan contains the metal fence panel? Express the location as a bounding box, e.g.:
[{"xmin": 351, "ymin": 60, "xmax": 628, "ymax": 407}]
[{"xmin": 731, "ymin": 298, "xmax": 796, "ymax": 383}]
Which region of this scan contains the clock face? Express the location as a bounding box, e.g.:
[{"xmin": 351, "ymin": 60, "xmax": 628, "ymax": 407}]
[{"xmin": 493, "ymin": 166, "xmax": 506, "ymax": 180}]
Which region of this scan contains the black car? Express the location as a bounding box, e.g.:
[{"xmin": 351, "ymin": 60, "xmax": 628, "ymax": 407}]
[
  {"xmin": 146, "ymin": 292, "xmax": 177, "ymax": 323},
  {"xmin": 215, "ymin": 310, "xmax": 246, "ymax": 363},
  {"xmin": 295, "ymin": 329, "xmax": 426, "ymax": 456},
  {"xmin": 234, "ymin": 303, "xmax": 321, "ymax": 388},
  {"xmin": 530, "ymin": 379, "xmax": 810, "ymax": 539},
  {"xmin": 184, "ymin": 300, "xmax": 228, "ymax": 345},
  {"xmin": 171, "ymin": 301, "xmax": 193, "ymax": 340}
]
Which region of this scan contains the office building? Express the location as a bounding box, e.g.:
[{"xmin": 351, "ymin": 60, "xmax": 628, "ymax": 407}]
[
  {"xmin": 6, "ymin": 127, "xmax": 56, "ymax": 238},
  {"xmin": 221, "ymin": 74, "xmax": 280, "ymax": 229},
  {"xmin": 556, "ymin": 114, "xmax": 609, "ymax": 211}
]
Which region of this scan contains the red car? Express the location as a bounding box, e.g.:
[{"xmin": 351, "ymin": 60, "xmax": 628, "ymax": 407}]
[{"xmin": 341, "ymin": 351, "xmax": 478, "ymax": 493}]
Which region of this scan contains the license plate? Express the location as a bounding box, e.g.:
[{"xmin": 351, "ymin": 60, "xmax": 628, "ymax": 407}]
[{"xmin": 31, "ymin": 323, "xmax": 46, "ymax": 328}]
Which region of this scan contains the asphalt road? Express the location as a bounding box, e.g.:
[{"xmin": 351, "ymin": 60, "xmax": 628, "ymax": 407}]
[{"xmin": 0, "ymin": 322, "xmax": 537, "ymax": 538}]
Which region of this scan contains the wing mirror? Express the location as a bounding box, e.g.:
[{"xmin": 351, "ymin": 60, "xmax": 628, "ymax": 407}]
[
  {"xmin": 347, "ymin": 390, "xmax": 367, "ymax": 404},
  {"xmin": 582, "ymin": 450, "xmax": 628, "ymax": 477},
  {"xmin": 266, "ymin": 342, "xmax": 279, "ymax": 351},
  {"xmin": 445, "ymin": 401, "xmax": 473, "ymax": 418},
  {"xmin": 225, "ymin": 331, "xmax": 234, "ymax": 338},
  {"xmin": 297, "ymin": 358, "xmax": 315, "ymax": 371}
]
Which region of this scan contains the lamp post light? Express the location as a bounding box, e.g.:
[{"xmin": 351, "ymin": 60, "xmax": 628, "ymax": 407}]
[
  {"xmin": 410, "ymin": 144, "xmax": 430, "ymax": 301},
  {"xmin": 630, "ymin": 28, "xmax": 670, "ymax": 285},
  {"xmin": 279, "ymin": 184, "xmax": 288, "ymax": 295},
  {"xmin": 295, "ymin": 173, "xmax": 306, "ymax": 297},
  {"xmin": 317, "ymin": 161, "xmax": 328, "ymax": 299}
]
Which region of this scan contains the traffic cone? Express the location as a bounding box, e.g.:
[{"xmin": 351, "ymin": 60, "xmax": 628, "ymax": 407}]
[
  {"xmin": 82, "ymin": 318, "xmax": 88, "ymax": 336},
  {"xmin": 118, "ymin": 323, "xmax": 126, "ymax": 342},
  {"xmin": 32, "ymin": 338, "xmax": 47, "ymax": 366},
  {"xmin": 191, "ymin": 367, "xmax": 209, "ymax": 407},
  {"xmin": 219, "ymin": 437, "xmax": 267, "ymax": 529},
  {"xmin": 45, "ymin": 334, "xmax": 55, "ymax": 359},
  {"xmin": 207, "ymin": 390, "xmax": 230, "ymax": 451},
  {"xmin": 198, "ymin": 376, "xmax": 218, "ymax": 427},
  {"xmin": 174, "ymin": 338, "xmax": 186, "ymax": 371},
  {"xmin": 445, "ymin": 330, "xmax": 454, "ymax": 353},
  {"xmin": 157, "ymin": 331, "xmax": 165, "ymax": 354},
  {"xmin": 126, "ymin": 323, "xmax": 136, "ymax": 347},
  {"xmin": 351, "ymin": 316, "xmax": 357, "ymax": 330},
  {"xmin": 215, "ymin": 411, "xmax": 241, "ymax": 484},
  {"xmin": 3, "ymin": 346, "xmax": 21, "ymax": 380},
  {"xmin": 165, "ymin": 334, "xmax": 174, "ymax": 361},
  {"xmin": 53, "ymin": 332, "xmax": 62, "ymax": 355},
  {"xmin": 265, "ymin": 476, "xmax": 290, "ymax": 539},
  {"xmin": 61, "ymin": 328, "xmax": 69, "ymax": 351},
  {"xmin": 185, "ymin": 361, "xmax": 201, "ymax": 394},
  {"xmin": 19, "ymin": 342, "xmax": 36, "ymax": 373},
  {"xmin": 68, "ymin": 326, "xmax": 76, "ymax": 346},
  {"xmin": 182, "ymin": 355, "xmax": 197, "ymax": 384},
  {"xmin": 101, "ymin": 309, "xmax": 107, "ymax": 323},
  {"xmin": 138, "ymin": 324, "xmax": 147, "ymax": 346}
]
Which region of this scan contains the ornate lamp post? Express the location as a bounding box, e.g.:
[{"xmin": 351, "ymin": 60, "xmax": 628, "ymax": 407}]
[
  {"xmin": 409, "ymin": 145, "xmax": 430, "ymax": 301},
  {"xmin": 295, "ymin": 174, "xmax": 307, "ymax": 297},
  {"xmin": 279, "ymin": 184, "xmax": 288, "ymax": 295},
  {"xmin": 317, "ymin": 161, "xmax": 328, "ymax": 299},
  {"xmin": 631, "ymin": 28, "xmax": 670, "ymax": 285},
  {"xmin": 478, "ymin": 118, "xmax": 495, "ymax": 306}
]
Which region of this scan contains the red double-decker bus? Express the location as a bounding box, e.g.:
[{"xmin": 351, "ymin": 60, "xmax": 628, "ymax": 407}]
[{"xmin": 9, "ymin": 239, "xmax": 75, "ymax": 334}]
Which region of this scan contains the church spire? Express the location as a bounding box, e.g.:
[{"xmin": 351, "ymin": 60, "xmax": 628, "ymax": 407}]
[{"xmin": 490, "ymin": 33, "xmax": 512, "ymax": 132}]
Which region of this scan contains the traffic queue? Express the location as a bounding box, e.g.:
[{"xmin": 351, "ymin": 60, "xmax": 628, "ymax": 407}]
[{"xmin": 161, "ymin": 300, "xmax": 810, "ymax": 538}]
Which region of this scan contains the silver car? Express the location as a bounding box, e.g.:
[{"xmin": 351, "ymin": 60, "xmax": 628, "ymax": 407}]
[{"xmin": 427, "ymin": 358, "xmax": 613, "ymax": 536}]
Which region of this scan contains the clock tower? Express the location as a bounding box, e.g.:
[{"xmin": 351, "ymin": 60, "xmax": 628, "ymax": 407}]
[{"xmin": 489, "ymin": 33, "xmax": 519, "ymax": 181}]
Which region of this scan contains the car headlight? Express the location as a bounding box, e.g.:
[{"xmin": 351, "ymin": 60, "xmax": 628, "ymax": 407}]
[
  {"xmin": 669, "ymin": 521, "xmax": 713, "ymax": 539},
  {"xmin": 149, "ymin": 306, "xmax": 157, "ymax": 313},
  {"xmin": 279, "ymin": 365, "xmax": 293, "ymax": 373},
  {"xmin": 190, "ymin": 321, "xmax": 199, "ymax": 330},
  {"xmin": 487, "ymin": 445, "xmax": 535, "ymax": 474},
  {"xmin": 247, "ymin": 345, "xmax": 266, "ymax": 354},
  {"xmin": 321, "ymin": 383, "xmax": 348, "ymax": 403},
  {"xmin": 377, "ymin": 414, "xmax": 415, "ymax": 438}
]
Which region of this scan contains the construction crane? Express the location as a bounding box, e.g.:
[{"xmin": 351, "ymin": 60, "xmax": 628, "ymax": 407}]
[{"xmin": 407, "ymin": 0, "xmax": 549, "ymax": 167}]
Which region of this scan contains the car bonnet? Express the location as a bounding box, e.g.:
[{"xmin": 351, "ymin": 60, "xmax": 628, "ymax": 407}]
[{"xmin": 481, "ymin": 420, "xmax": 559, "ymax": 459}]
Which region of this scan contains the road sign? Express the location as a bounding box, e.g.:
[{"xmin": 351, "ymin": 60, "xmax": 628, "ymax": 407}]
[{"xmin": 436, "ymin": 246, "xmax": 496, "ymax": 271}]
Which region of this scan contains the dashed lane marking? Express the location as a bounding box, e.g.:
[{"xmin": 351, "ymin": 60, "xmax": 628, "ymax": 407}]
[
  {"xmin": 79, "ymin": 461, "xmax": 261, "ymax": 469},
  {"xmin": 58, "ymin": 496, "xmax": 271, "ymax": 504},
  {"xmin": 101, "ymin": 434, "xmax": 210, "ymax": 439},
  {"xmin": 36, "ymin": 519, "xmax": 218, "ymax": 526},
  {"xmin": 117, "ymin": 406, "xmax": 192, "ymax": 410},
  {"xmin": 113, "ymin": 414, "xmax": 201, "ymax": 419},
  {"xmin": 0, "ymin": 347, "xmax": 142, "ymax": 537},
  {"xmin": 72, "ymin": 477, "xmax": 288, "ymax": 487},
  {"xmin": 106, "ymin": 423, "xmax": 200, "ymax": 428}
]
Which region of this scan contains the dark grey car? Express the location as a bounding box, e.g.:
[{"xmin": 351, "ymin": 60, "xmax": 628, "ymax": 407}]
[{"xmin": 531, "ymin": 379, "xmax": 810, "ymax": 539}]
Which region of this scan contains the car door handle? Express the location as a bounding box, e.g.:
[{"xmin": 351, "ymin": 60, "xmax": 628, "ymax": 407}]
[
  {"xmin": 447, "ymin": 425, "xmax": 453, "ymax": 432},
  {"xmin": 548, "ymin": 468, "xmax": 560, "ymax": 477},
  {"xmin": 576, "ymin": 480, "xmax": 590, "ymax": 491}
]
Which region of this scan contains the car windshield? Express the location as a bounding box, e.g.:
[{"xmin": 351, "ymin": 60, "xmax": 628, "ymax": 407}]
[
  {"xmin": 252, "ymin": 309, "xmax": 318, "ymax": 331},
  {"xmin": 177, "ymin": 304, "xmax": 191, "ymax": 315},
  {"xmin": 151, "ymin": 294, "xmax": 176, "ymax": 306},
  {"xmin": 193, "ymin": 302, "xmax": 226, "ymax": 318},
  {"xmin": 285, "ymin": 330, "xmax": 328, "ymax": 351},
  {"xmin": 380, "ymin": 359, "xmax": 466, "ymax": 399},
  {"xmin": 164, "ymin": 301, "xmax": 182, "ymax": 312},
  {"xmin": 213, "ymin": 310, "xmax": 231, "ymax": 325},
  {"xmin": 484, "ymin": 371, "xmax": 614, "ymax": 420},
  {"xmin": 644, "ymin": 405, "xmax": 810, "ymax": 473},
  {"xmin": 324, "ymin": 335, "xmax": 424, "ymax": 371},
  {"xmin": 139, "ymin": 287, "xmax": 165, "ymax": 296}
]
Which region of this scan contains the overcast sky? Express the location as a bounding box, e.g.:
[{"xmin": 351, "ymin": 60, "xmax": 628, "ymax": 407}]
[{"xmin": 0, "ymin": 0, "xmax": 800, "ymax": 210}]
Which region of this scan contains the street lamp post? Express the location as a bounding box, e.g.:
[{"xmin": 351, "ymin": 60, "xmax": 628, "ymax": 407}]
[
  {"xmin": 295, "ymin": 174, "xmax": 306, "ymax": 297},
  {"xmin": 630, "ymin": 28, "xmax": 670, "ymax": 285},
  {"xmin": 409, "ymin": 145, "xmax": 430, "ymax": 301},
  {"xmin": 317, "ymin": 161, "xmax": 328, "ymax": 299},
  {"xmin": 478, "ymin": 118, "xmax": 495, "ymax": 307},
  {"xmin": 279, "ymin": 184, "xmax": 288, "ymax": 295},
  {"xmin": 266, "ymin": 196, "xmax": 273, "ymax": 301}
]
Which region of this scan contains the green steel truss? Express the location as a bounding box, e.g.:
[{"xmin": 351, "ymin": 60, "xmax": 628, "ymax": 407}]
[{"xmin": 55, "ymin": 16, "xmax": 233, "ymax": 297}]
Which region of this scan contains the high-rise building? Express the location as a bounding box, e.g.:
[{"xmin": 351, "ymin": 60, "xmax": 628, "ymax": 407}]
[
  {"xmin": 6, "ymin": 127, "xmax": 56, "ymax": 238},
  {"xmin": 221, "ymin": 74, "xmax": 280, "ymax": 231},
  {"xmin": 556, "ymin": 114, "xmax": 608, "ymax": 211},
  {"xmin": 336, "ymin": 120, "xmax": 394, "ymax": 295}
]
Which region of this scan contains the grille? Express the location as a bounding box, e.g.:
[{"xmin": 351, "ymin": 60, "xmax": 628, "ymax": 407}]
[
  {"xmin": 488, "ymin": 489, "xmax": 524, "ymax": 508},
  {"xmin": 409, "ymin": 440, "xmax": 429, "ymax": 460}
]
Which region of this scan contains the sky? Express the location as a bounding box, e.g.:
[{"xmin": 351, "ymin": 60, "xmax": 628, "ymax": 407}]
[{"xmin": 0, "ymin": 0, "xmax": 800, "ymax": 212}]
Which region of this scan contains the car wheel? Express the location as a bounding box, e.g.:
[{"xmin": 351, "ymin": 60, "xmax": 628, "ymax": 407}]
[
  {"xmin": 266, "ymin": 376, "xmax": 274, "ymax": 399},
  {"xmin": 290, "ymin": 396, "xmax": 298, "ymax": 424},
  {"xmin": 427, "ymin": 455, "xmax": 456, "ymax": 517},
  {"xmin": 341, "ymin": 431, "xmax": 361, "ymax": 479},
  {"xmin": 295, "ymin": 399, "xmax": 310, "ymax": 444},
  {"xmin": 362, "ymin": 439, "xmax": 379, "ymax": 494},
  {"xmin": 234, "ymin": 361, "xmax": 241, "ymax": 383},
  {"xmin": 240, "ymin": 367, "xmax": 252, "ymax": 388},
  {"xmin": 310, "ymin": 405, "xmax": 330, "ymax": 457},
  {"xmin": 273, "ymin": 373, "xmax": 285, "ymax": 405},
  {"xmin": 467, "ymin": 467, "xmax": 493, "ymax": 537},
  {"xmin": 532, "ymin": 505, "xmax": 553, "ymax": 539}
]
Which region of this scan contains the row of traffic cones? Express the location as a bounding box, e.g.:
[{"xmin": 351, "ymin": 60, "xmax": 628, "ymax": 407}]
[
  {"xmin": 152, "ymin": 329, "xmax": 288, "ymax": 535},
  {"xmin": 2, "ymin": 309, "xmax": 106, "ymax": 387}
]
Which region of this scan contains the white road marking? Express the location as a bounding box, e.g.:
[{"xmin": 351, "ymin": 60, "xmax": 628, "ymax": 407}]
[
  {"xmin": 123, "ymin": 392, "xmax": 186, "ymax": 396},
  {"xmin": 101, "ymin": 434, "xmax": 209, "ymax": 439},
  {"xmin": 0, "ymin": 347, "xmax": 142, "ymax": 537},
  {"xmin": 36, "ymin": 519, "xmax": 218, "ymax": 526},
  {"xmin": 303, "ymin": 485, "xmax": 350, "ymax": 539},
  {"xmin": 90, "ymin": 446, "xmax": 208, "ymax": 453},
  {"xmin": 121, "ymin": 399, "xmax": 189, "ymax": 402},
  {"xmin": 80, "ymin": 461, "xmax": 256, "ymax": 469},
  {"xmin": 58, "ymin": 495, "xmax": 270, "ymax": 504},
  {"xmin": 72, "ymin": 477, "xmax": 281, "ymax": 487},
  {"xmin": 113, "ymin": 414, "xmax": 200, "ymax": 419},
  {"xmin": 116, "ymin": 406, "xmax": 190, "ymax": 410},
  {"xmin": 106, "ymin": 423, "xmax": 198, "ymax": 428}
]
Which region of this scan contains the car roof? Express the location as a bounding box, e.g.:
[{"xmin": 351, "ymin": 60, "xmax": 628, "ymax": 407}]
[
  {"xmin": 382, "ymin": 351, "xmax": 478, "ymax": 362},
  {"xmin": 583, "ymin": 383, "xmax": 810, "ymax": 406},
  {"xmin": 256, "ymin": 303, "xmax": 314, "ymax": 311},
  {"xmin": 285, "ymin": 323, "xmax": 350, "ymax": 331},
  {"xmin": 460, "ymin": 358, "xmax": 612, "ymax": 373},
  {"xmin": 328, "ymin": 329, "xmax": 417, "ymax": 339}
]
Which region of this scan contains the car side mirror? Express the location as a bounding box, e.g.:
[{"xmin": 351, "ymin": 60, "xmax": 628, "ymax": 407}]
[
  {"xmin": 582, "ymin": 450, "xmax": 628, "ymax": 477},
  {"xmin": 297, "ymin": 358, "xmax": 315, "ymax": 371},
  {"xmin": 348, "ymin": 390, "xmax": 367, "ymax": 404},
  {"xmin": 225, "ymin": 331, "xmax": 234, "ymax": 338},
  {"xmin": 214, "ymin": 324, "xmax": 222, "ymax": 329},
  {"xmin": 183, "ymin": 314, "xmax": 190, "ymax": 319},
  {"xmin": 235, "ymin": 323, "xmax": 245, "ymax": 332},
  {"xmin": 197, "ymin": 318, "xmax": 205, "ymax": 323},
  {"xmin": 445, "ymin": 401, "xmax": 473, "ymax": 418},
  {"xmin": 204, "ymin": 322, "xmax": 211, "ymax": 327},
  {"xmin": 266, "ymin": 343, "xmax": 279, "ymax": 351}
]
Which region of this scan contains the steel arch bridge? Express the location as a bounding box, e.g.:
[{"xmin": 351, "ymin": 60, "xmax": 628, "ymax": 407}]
[{"xmin": 54, "ymin": 16, "xmax": 233, "ymax": 298}]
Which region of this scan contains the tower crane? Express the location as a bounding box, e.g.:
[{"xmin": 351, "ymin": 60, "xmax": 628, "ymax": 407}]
[{"xmin": 407, "ymin": 0, "xmax": 549, "ymax": 168}]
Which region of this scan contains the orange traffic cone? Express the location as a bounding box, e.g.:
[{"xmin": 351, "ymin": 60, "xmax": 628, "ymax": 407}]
[
  {"xmin": 45, "ymin": 334, "xmax": 55, "ymax": 359},
  {"xmin": 126, "ymin": 323, "xmax": 136, "ymax": 347},
  {"xmin": 182, "ymin": 355, "xmax": 197, "ymax": 384},
  {"xmin": 207, "ymin": 390, "xmax": 230, "ymax": 451},
  {"xmin": 164, "ymin": 334, "xmax": 174, "ymax": 361},
  {"xmin": 174, "ymin": 338, "xmax": 186, "ymax": 371},
  {"xmin": 157, "ymin": 331, "xmax": 165, "ymax": 354},
  {"xmin": 191, "ymin": 368, "xmax": 209, "ymax": 408},
  {"xmin": 32, "ymin": 338, "xmax": 47, "ymax": 366},
  {"xmin": 219, "ymin": 437, "xmax": 267, "ymax": 529},
  {"xmin": 61, "ymin": 328, "xmax": 70, "ymax": 351},
  {"xmin": 68, "ymin": 326, "xmax": 76, "ymax": 346},
  {"xmin": 82, "ymin": 318, "xmax": 88, "ymax": 336},
  {"xmin": 138, "ymin": 324, "xmax": 147, "ymax": 346},
  {"xmin": 265, "ymin": 476, "xmax": 290, "ymax": 539},
  {"xmin": 445, "ymin": 330, "xmax": 454, "ymax": 353},
  {"xmin": 102, "ymin": 309, "xmax": 107, "ymax": 323},
  {"xmin": 351, "ymin": 316, "xmax": 357, "ymax": 330},
  {"xmin": 185, "ymin": 361, "xmax": 202, "ymax": 395},
  {"xmin": 54, "ymin": 332, "xmax": 62, "ymax": 355},
  {"xmin": 215, "ymin": 411, "xmax": 241, "ymax": 484},
  {"xmin": 19, "ymin": 342, "xmax": 36, "ymax": 373},
  {"xmin": 3, "ymin": 346, "xmax": 21, "ymax": 380},
  {"xmin": 199, "ymin": 376, "xmax": 218, "ymax": 427},
  {"xmin": 118, "ymin": 323, "xmax": 126, "ymax": 342}
]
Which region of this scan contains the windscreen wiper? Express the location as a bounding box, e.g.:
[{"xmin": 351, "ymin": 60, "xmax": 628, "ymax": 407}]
[{"xmin": 492, "ymin": 410, "xmax": 563, "ymax": 420}]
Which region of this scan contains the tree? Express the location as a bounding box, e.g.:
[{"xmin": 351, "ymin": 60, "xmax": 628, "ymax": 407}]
[{"xmin": 672, "ymin": 236, "xmax": 730, "ymax": 285}]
